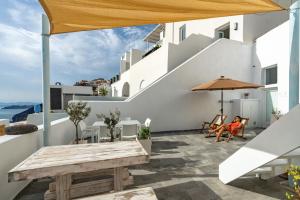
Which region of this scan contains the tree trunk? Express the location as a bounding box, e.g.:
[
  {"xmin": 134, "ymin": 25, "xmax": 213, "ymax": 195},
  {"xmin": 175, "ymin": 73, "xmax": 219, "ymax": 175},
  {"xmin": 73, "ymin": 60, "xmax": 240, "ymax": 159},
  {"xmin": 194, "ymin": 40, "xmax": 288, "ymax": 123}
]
[
  {"xmin": 110, "ymin": 128, "xmax": 114, "ymax": 142},
  {"xmin": 75, "ymin": 124, "xmax": 79, "ymax": 144}
]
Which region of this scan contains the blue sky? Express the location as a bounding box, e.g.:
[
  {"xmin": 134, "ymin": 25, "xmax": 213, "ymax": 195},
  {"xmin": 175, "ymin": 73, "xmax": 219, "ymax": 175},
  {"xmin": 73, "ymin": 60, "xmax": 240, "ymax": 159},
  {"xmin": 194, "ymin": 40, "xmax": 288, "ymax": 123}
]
[{"xmin": 0, "ymin": 0, "xmax": 155, "ymax": 102}]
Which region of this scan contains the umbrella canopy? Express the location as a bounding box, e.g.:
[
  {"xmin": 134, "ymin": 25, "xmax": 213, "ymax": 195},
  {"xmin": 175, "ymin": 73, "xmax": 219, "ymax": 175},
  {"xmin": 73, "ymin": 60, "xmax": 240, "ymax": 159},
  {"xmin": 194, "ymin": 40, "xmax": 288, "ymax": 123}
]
[
  {"xmin": 39, "ymin": 0, "xmax": 282, "ymax": 35},
  {"xmin": 192, "ymin": 76, "xmax": 263, "ymax": 121},
  {"xmin": 192, "ymin": 76, "xmax": 263, "ymax": 91}
]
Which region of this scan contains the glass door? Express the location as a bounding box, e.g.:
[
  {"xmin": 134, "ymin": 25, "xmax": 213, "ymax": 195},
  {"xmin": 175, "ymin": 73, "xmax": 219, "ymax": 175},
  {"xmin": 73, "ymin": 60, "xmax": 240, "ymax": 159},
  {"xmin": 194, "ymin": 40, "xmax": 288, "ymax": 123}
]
[{"xmin": 266, "ymin": 89, "xmax": 278, "ymax": 126}]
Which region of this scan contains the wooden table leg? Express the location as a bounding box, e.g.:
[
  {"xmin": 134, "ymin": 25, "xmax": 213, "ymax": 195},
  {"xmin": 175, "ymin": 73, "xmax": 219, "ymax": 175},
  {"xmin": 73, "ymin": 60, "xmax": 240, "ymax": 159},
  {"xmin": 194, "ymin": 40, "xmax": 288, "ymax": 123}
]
[
  {"xmin": 114, "ymin": 167, "xmax": 124, "ymax": 191},
  {"xmin": 55, "ymin": 174, "xmax": 72, "ymax": 200}
]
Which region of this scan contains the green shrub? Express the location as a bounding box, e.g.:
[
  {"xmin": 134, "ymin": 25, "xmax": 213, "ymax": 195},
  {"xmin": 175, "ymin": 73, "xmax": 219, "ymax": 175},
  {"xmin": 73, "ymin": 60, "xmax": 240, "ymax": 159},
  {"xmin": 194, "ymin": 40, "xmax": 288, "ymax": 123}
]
[{"xmin": 138, "ymin": 127, "xmax": 151, "ymax": 140}]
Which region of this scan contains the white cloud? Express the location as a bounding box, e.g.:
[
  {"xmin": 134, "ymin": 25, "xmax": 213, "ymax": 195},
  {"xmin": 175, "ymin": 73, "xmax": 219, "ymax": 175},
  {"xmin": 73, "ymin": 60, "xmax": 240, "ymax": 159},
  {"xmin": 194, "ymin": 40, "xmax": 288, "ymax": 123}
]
[
  {"xmin": 7, "ymin": 1, "xmax": 41, "ymax": 32},
  {"xmin": 0, "ymin": 0, "xmax": 154, "ymax": 101},
  {"xmin": 0, "ymin": 23, "xmax": 40, "ymax": 70}
]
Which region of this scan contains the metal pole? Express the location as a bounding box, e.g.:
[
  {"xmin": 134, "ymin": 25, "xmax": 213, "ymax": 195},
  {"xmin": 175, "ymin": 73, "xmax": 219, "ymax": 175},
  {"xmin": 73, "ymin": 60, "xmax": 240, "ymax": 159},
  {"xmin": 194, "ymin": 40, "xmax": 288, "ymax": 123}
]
[
  {"xmin": 42, "ymin": 14, "xmax": 50, "ymax": 146},
  {"xmin": 221, "ymin": 89, "xmax": 224, "ymax": 123},
  {"xmin": 289, "ymin": 1, "xmax": 300, "ymax": 110}
]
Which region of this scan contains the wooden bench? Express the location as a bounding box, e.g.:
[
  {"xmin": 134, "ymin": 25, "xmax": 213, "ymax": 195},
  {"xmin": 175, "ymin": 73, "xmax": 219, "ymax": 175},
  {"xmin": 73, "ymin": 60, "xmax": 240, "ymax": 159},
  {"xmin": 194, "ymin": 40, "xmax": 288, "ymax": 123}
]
[
  {"xmin": 77, "ymin": 187, "xmax": 158, "ymax": 200},
  {"xmin": 9, "ymin": 141, "xmax": 149, "ymax": 200}
]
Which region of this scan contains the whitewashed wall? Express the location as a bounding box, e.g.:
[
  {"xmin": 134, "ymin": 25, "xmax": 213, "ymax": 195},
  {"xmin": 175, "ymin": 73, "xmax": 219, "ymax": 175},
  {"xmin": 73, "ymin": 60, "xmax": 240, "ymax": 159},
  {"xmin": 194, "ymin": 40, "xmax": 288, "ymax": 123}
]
[
  {"xmin": 243, "ymin": 10, "xmax": 288, "ymax": 42},
  {"xmin": 27, "ymin": 112, "xmax": 68, "ymax": 126},
  {"xmin": 83, "ymin": 39, "xmax": 256, "ymax": 132},
  {"xmin": 167, "ymin": 34, "xmax": 213, "ymax": 71},
  {"xmin": 112, "ymin": 33, "xmax": 213, "ymax": 97},
  {"xmin": 0, "ymin": 117, "xmax": 75, "ymax": 200},
  {"xmin": 164, "ymin": 11, "xmax": 287, "ymax": 45},
  {"xmin": 252, "ymin": 20, "xmax": 290, "ymax": 125},
  {"xmin": 165, "ymin": 16, "xmax": 244, "ymax": 44}
]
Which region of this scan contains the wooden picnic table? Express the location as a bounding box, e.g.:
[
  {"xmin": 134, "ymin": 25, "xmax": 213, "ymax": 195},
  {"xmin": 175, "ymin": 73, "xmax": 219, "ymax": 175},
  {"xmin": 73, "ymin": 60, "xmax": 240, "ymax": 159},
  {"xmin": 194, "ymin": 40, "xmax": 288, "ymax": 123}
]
[{"xmin": 9, "ymin": 141, "xmax": 149, "ymax": 200}]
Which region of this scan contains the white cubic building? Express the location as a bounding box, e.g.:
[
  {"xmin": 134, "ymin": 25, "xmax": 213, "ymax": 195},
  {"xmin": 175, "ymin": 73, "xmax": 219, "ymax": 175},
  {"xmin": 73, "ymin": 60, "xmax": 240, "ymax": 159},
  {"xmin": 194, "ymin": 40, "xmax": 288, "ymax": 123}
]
[{"xmin": 109, "ymin": 10, "xmax": 289, "ymax": 129}]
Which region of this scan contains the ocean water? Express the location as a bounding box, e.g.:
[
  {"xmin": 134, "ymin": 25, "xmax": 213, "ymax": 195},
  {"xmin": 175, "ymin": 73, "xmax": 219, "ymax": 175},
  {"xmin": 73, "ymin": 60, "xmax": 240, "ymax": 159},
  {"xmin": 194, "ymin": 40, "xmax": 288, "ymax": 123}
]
[{"xmin": 0, "ymin": 108, "xmax": 28, "ymax": 121}]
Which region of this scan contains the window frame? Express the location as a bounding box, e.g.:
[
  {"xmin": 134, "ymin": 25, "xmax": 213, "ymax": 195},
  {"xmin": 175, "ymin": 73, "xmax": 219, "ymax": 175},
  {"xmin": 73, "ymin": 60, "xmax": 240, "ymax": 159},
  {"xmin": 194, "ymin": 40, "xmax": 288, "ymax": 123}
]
[{"xmin": 179, "ymin": 24, "xmax": 186, "ymax": 42}]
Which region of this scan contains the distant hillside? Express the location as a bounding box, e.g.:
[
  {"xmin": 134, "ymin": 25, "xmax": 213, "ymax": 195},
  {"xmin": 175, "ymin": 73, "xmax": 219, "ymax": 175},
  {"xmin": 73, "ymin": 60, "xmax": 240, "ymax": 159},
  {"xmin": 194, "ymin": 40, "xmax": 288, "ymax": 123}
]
[{"xmin": 0, "ymin": 102, "xmax": 40, "ymax": 109}]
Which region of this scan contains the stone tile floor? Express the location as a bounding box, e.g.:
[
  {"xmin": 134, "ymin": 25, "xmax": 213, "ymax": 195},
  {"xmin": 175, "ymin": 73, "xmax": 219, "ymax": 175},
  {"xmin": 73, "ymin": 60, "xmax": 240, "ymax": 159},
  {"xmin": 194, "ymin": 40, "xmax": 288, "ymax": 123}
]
[{"xmin": 16, "ymin": 130, "xmax": 286, "ymax": 200}]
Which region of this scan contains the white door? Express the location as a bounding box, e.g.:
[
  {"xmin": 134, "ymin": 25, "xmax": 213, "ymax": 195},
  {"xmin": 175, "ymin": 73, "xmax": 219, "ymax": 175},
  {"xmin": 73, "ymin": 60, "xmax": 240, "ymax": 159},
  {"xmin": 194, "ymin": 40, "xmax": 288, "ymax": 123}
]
[{"xmin": 241, "ymin": 100, "xmax": 259, "ymax": 128}]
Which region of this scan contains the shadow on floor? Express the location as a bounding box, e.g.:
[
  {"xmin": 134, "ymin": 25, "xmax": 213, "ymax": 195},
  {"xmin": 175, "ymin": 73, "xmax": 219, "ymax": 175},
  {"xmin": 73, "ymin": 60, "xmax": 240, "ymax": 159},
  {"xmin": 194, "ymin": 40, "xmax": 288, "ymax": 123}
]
[
  {"xmin": 229, "ymin": 177, "xmax": 286, "ymax": 199},
  {"xmin": 154, "ymin": 181, "xmax": 222, "ymax": 200}
]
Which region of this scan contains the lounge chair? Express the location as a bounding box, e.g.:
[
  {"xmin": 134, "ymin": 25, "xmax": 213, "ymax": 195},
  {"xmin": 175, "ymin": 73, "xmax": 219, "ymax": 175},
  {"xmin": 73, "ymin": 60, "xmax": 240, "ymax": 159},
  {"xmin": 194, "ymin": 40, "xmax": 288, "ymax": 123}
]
[
  {"xmin": 225, "ymin": 117, "xmax": 249, "ymax": 140},
  {"xmin": 201, "ymin": 114, "xmax": 227, "ymax": 134}
]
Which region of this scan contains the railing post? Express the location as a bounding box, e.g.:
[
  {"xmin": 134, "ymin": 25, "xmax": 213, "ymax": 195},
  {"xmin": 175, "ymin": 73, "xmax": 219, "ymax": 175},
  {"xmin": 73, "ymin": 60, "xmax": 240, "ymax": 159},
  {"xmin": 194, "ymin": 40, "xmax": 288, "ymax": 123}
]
[
  {"xmin": 289, "ymin": 1, "xmax": 300, "ymax": 110},
  {"xmin": 42, "ymin": 14, "xmax": 50, "ymax": 146}
]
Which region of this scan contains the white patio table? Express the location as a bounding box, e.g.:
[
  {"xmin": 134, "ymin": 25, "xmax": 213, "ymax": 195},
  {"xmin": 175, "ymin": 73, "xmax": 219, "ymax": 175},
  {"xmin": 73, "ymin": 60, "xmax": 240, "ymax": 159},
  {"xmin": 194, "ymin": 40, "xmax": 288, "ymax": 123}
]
[{"xmin": 8, "ymin": 141, "xmax": 149, "ymax": 200}]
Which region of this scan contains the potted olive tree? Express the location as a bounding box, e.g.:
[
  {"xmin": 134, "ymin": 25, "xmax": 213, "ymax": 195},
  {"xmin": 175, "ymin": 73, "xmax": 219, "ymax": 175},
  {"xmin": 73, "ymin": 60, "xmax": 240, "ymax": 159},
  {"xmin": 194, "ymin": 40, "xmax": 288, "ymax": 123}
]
[
  {"xmin": 137, "ymin": 126, "xmax": 152, "ymax": 155},
  {"xmin": 66, "ymin": 102, "xmax": 91, "ymax": 144},
  {"xmin": 97, "ymin": 109, "xmax": 120, "ymax": 142}
]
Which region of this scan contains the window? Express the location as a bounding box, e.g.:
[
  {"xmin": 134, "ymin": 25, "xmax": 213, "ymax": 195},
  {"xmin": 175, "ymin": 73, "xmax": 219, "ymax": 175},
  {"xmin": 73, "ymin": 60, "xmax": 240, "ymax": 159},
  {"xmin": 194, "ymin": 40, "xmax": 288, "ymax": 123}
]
[
  {"xmin": 265, "ymin": 66, "xmax": 277, "ymax": 85},
  {"xmin": 179, "ymin": 25, "xmax": 186, "ymax": 42},
  {"xmin": 216, "ymin": 24, "xmax": 230, "ymax": 39}
]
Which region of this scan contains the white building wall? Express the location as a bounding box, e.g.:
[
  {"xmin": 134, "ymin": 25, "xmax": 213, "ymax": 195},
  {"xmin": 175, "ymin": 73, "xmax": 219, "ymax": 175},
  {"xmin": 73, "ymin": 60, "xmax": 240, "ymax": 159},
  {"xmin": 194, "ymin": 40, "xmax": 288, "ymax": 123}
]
[
  {"xmin": 83, "ymin": 39, "xmax": 255, "ymax": 132},
  {"xmin": 243, "ymin": 10, "xmax": 288, "ymax": 42},
  {"xmin": 253, "ymin": 20, "xmax": 290, "ymax": 121},
  {"xmin": 167, "ymin": 34, "xmax": 213, "ymax": 71},
  {"xmin": 164, "ymin": 11, "xmax": 287, "ymax": 45},
  {"xmin": 27, "ymin": 112, "xmax": 68, "ymax": 125},
  {"xmin": 112, "ymin": 70, "xmax": 130, "ymax": 97},
  {"xmin": 130, "ymin": 49, "xmax": 144, "ymax": 66},
  {"xmin": 165, "ymin": 15, "xmax": 244, "ymax": 44},
  {"xmin": 129, "ymin": 45, "xmax": 169, "ymax": 95},
  {"xmin": 62, "ymin": 85, "xmax": 93, "ymax": 95},
  {"xmin": 112, "ymin": 34, "xmax": 213, "ymax": 97}
]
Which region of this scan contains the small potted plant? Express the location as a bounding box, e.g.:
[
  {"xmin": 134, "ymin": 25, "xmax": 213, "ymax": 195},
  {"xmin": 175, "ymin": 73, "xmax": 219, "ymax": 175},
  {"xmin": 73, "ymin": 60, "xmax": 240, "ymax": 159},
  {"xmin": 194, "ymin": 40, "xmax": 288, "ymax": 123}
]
[
  {"xmin": 137, "ymin": 126, "xmax": 152, "ymax": 155},
  {"xmin": 66, "ymin": 102, "xmax": 91, "ymax": 144},
  {"xmin": 286, "ymin": 165, "xmax": 300, "ymax": 199},
  {"xmin": 271, "ymin": 109, "xmax": 282, "ymax": 124},
  {"xmin": 97, "ymin": 109, "xmax": 120, "ymax": 142}
]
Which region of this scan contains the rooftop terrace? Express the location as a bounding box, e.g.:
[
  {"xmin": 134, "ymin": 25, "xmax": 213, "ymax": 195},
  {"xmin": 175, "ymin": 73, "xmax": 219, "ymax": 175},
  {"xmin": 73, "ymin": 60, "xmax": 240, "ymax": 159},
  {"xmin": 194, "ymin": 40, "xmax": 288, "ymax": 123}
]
[{"xmin": 16, "ymin": 130, "xmax": 285, "ymax": 200}]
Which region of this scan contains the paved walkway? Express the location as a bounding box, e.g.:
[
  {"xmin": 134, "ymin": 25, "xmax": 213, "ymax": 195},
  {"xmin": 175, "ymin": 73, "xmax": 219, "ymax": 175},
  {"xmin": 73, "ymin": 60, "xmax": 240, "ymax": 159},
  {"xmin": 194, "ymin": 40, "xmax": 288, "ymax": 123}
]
[{"xmin": 16, "ymin": 130, "xmax": 286, "ymax": 200}]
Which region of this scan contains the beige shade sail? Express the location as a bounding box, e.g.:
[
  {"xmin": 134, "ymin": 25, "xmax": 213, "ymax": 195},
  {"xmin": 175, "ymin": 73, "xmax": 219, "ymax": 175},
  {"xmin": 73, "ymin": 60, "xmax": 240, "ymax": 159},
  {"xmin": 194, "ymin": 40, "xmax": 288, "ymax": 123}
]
[
  {"xmin": 39, "ymin": 0, "xmax": 283, "ymax": 35},
  {"xmin": 192, "ymin": 76, "xmax": 263, "ymax": 91}
]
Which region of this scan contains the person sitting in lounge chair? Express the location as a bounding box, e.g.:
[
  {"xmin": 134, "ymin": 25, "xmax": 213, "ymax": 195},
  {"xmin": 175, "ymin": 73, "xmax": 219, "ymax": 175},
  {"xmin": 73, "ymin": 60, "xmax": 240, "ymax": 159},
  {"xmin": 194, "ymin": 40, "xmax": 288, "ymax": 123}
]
[{"xmin": 209, "ymin": 116, "xmax": 242, "ymax": 142}]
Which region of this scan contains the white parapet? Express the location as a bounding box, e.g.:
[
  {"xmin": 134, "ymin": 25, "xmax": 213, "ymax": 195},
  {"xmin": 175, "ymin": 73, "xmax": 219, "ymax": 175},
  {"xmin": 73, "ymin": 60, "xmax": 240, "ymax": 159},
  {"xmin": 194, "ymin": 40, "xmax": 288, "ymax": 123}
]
[
  {"xmin": 0, "ymin": 119, "xmax": 9, "ymax": 126},
  {"xmin": 219, "ymin": 104, "xmax": 300, "ymax": 184}
]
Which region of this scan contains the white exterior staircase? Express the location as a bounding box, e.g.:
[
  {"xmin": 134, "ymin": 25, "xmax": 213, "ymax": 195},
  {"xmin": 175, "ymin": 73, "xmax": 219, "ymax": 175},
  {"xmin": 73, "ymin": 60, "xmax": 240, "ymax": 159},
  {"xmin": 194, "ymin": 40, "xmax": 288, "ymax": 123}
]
[{"xmin": 219, "ymin": 105, "xmax": 300, "ymax": 184}]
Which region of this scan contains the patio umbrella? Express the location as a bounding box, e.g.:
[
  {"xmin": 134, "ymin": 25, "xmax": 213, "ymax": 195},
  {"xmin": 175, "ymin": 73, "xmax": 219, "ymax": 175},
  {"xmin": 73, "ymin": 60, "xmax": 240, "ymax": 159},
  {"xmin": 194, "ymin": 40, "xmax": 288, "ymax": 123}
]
[{"xmin": 192, "ymin": 76, "xmax": 263, "ymax": 121}]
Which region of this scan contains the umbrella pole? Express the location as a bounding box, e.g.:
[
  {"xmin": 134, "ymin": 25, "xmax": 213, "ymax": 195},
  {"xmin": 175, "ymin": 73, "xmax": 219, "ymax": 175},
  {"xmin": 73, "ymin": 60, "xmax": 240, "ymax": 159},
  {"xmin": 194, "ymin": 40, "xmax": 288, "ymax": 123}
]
[{"xmin": 221, "ymin": 89, "xmax": 224, "ymax": 123}]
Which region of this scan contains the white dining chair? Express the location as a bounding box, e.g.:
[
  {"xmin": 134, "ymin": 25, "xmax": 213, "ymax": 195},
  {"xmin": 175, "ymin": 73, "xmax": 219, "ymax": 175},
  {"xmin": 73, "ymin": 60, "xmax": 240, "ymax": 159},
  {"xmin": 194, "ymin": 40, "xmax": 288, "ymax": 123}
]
[
  {"xmin": 123, "ymin": 117, "xmax": 131, "ymax": 121},
  {"xmin": 80, "ymin": 121, "xmax": 98, "ymax": 143},
  {"xmin": 144, "ymin": 118, "xmax": 151, "ymax": 128},
  {"xmin": 97, "ymin": 126, "xmax": 112, "ymax": 142},
  {"xmin": 120, "ymin": 124, "xmax": 138, "ymax": 140}
]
